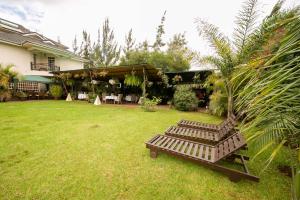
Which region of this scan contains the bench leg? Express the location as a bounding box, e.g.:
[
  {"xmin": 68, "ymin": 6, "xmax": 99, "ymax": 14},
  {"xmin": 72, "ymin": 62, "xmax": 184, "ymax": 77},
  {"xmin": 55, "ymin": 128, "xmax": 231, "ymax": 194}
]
[{"xmin": 150, "ymin": 149, "xmax": 158, "ymax": 158}]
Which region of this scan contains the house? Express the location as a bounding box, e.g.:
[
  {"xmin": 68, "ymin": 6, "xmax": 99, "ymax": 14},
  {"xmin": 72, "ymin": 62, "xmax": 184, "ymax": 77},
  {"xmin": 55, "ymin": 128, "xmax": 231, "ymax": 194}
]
[{"xmin": 0, "ymin": 18, "xmax": 85, "ymax": 93}]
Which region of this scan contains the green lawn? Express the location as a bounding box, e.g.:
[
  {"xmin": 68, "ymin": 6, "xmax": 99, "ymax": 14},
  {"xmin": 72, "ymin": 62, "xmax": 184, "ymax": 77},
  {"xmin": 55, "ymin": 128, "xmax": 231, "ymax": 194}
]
[{"xmin": 0, "ymin": 101, "xmax": 291, "ymax": 200}]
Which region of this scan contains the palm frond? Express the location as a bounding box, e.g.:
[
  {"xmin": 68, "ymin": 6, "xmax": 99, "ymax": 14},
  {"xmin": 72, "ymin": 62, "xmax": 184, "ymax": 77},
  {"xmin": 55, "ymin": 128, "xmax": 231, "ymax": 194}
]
[
  {"xmin": 196, "ymin": 19, "xmax": 234, "ymax": 63},
  {"xmin": 234, "ymin": 14, "xmax": 300, "ymax": 168},
  {"xmin": 233, "ymin": 0, "xmax": 259, "ymax": 58}
]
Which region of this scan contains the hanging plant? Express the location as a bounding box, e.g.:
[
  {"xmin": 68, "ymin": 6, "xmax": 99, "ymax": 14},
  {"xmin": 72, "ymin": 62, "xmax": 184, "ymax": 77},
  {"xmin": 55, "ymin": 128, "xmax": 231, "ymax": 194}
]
[
  {"xmin": 66, "ymin": 79, "xmax": 75, "ymax": 86},
  {"xmin": 172, "ymin": 75, "xmax": 183, "ymax": 84},
  {"xmin": 124, "ymin": 74, "xmax": 142, "ymax": 87},
  {"xmin": 193, "ymin": 72, "xmax": 201, "ymax": 83},
  {"xmin": 157, "ymin": 69, "xmax": 169, "ymax": 86},
  {"xmin": 98, "ymin": 70, "xmax": 108, "ymax": 77}
]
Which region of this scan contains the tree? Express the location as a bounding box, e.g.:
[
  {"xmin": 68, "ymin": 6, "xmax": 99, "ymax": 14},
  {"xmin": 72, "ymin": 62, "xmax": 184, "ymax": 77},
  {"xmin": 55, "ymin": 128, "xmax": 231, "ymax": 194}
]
[
  {"xmin": 196, "ymin": 0, "xmax": 259, "ymax": 117},
  {"xmin": 0, "ymin": 64, "xmax": 20, "ymax": 101},
  {"xmin": 123, "ymin": 29, "xmax": 135, "ymax": 60},
  {"xmin": 153, "ymin": 11, "xmax": 167, "ymax": 51},
  {"xmin": 79, "ymin": 30, "xmax": 92, "ymax": 68},
  {"xmin": 232, "ymin": 5, "xmax": 300, "ymax": 199},
  {"xmin": 167, "ymin": 33, "xmax": 193, "ymax": 72},
  {"xmin": 72, "ymin": 35, "xmax": 79, "ymax": 54},
  {"xmin": 93, "ymin": 18, "xmax": 121, "ymax": 67}
]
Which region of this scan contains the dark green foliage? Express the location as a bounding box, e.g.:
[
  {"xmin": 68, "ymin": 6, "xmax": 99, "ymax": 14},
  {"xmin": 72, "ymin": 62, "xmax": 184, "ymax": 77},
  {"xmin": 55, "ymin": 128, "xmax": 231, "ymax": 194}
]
[
  {"xmin": 173, "ymin": 85, "xmax": 198, "ymax": 111},
  {"xmin": 141, "ymin": 97, "xmax": 161, "ymax": 112},
  {"xmin": 50, "ymin": 85, "xmax": 63, "ymax": 99}
]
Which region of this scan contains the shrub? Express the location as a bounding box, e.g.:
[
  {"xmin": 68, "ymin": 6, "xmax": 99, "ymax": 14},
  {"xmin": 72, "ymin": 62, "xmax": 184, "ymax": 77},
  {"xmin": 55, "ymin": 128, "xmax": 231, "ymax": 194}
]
[
  {"xmin": 208, "ymin": 90, "xmax": 227, "ymax": 116},
  {"xmin": 0, "ymin": 90, "xmax": 11, "ymax": 102},
  {"xmin": 50, "ymin": 84, "xmax": 63, "ymax": 99},
  {"xmin": 141, "ymin": 97, "xmax": 161, "ymax": 112},
  {"xmin": 173, "ymin": 85, "xmax": 198, "ymax": 111},
  {"xmin": 15, "ymin": 91, "xmax": 27, "ymax": 99},
  {"xmin": 88, "ymin": 92, "xmax": 97, "ymax": 103}
]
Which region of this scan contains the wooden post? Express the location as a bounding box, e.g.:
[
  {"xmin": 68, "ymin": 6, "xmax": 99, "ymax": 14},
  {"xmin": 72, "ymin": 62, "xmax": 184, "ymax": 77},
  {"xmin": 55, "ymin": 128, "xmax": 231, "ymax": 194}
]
[{"xmin": 142, "ymin": 67, "xmax": 147, "ymax": 98}]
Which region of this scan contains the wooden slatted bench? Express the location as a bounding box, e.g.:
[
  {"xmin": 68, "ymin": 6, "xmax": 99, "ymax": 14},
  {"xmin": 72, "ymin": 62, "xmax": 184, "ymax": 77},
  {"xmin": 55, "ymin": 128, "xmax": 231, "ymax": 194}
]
[
  {"xmin": 165, "ymin": 125, "xmax": 229, "ymax": 144},
  {"xmin": 145, "ymin": 132, "xmax": 259, "ymax": 182},
  {"xmin": 178, "ymin": 114, "xmax": 236, "ymax": 132}
]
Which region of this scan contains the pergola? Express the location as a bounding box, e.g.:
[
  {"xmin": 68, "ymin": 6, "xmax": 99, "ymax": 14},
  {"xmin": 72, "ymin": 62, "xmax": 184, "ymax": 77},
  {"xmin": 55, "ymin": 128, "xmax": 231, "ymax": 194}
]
[{"xmin": 52, "ymin": 64, "xmax": 162, "ymax": 97}]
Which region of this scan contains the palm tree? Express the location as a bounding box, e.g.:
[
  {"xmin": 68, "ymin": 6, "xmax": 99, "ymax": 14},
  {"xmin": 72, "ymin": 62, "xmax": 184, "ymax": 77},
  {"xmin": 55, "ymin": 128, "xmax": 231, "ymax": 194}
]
[
  {"xmin": 196, "ymin": 0, "xmax": 259, "ymax": 117},
  {"xmin": 233, "ymin": 6, "xmax": 300, "ymax": 199},
  {"xmin": 0, "ymin": 64, "xmax": 18, "ymax": 89}
]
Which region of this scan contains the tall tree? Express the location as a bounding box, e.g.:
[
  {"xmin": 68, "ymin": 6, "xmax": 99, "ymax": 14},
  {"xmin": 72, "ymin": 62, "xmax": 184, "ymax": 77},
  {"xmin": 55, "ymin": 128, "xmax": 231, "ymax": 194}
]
[
  {"xmin": 167, "ymin": 33, "xmax": 193, "ymax": 72},
  {"xmin": 153, "ymin": 11, "xmax": 167, "ymax": 51},
  {"xmin": 196, "ymin": 0, "xmax": 259, "ymax": 117},
  {"xmin": 93, "ymin": 18, "xmax": 121, "ymax": 67},
  {"xmin": 232, "ymin": 5, "xmax": 300, "ymax": 199},
  {"xmin": 79, "ymin": 30, "xmax": 92, "ymax": 68},
  {"xmin": 72, "ymin": 35, "xmax": 79, "ymax": 54},
  {"xmin": 123, "ymin": 29, "xmax": 135, "ymax": 60}
]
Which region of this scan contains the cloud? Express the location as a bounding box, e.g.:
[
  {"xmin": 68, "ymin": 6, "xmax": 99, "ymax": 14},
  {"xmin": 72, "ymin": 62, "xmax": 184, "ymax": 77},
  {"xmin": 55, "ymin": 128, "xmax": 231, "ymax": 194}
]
[{"xmin": 0, "ymin": 1, "xmax": 44, "ymax": 24}]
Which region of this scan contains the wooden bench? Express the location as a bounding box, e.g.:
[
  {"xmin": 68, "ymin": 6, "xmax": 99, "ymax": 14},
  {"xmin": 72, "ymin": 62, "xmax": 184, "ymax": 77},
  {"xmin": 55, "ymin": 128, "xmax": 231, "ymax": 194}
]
[
  {"xmin": 165, "ymin": 125, "xmax": 231, "ymax": 144},
  {"xmin": 146, "ymin": 132, "xmax": 259, "ymax": 182},
  {"xmin": 178, "ymin": 114, "xmax": 236, "ymax": 132}
]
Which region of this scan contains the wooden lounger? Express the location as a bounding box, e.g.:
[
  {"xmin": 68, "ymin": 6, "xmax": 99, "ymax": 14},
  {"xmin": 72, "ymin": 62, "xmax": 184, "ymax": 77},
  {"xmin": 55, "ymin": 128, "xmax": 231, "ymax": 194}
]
[
  {"xmin": 165, "ymin": 125, "xmax": 230, "ymax": 144},
  {"xmin": 178, "ymin": 114, "xmax": 236, "ymax": 132},
  {"xmin": 145, "ymin": 133, "xmax": 259, "ymax": 182}
]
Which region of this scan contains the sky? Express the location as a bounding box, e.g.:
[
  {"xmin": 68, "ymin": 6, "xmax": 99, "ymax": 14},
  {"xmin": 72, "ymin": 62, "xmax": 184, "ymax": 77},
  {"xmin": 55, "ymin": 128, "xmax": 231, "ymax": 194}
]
[{"xmin": 0, "ymin": 0, "xmax": 298, "ymax": 69}]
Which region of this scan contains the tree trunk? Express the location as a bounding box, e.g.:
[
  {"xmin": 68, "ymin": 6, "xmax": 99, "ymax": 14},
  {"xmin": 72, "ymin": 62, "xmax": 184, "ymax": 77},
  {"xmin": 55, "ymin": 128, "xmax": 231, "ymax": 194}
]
[
  {"xmin": 142, "ymin": 67, "xmax": 147, "ymax": 98},
  {"xmin": 227, "ymin": 84, "xmax": 233, "ymax": 118}
]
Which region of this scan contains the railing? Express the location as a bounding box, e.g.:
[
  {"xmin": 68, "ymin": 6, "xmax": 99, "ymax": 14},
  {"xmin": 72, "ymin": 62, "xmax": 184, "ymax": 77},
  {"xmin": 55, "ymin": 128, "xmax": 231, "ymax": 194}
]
[{"xmin": 30, "ymin": 62, "xmax": 60, "ymax": 72}]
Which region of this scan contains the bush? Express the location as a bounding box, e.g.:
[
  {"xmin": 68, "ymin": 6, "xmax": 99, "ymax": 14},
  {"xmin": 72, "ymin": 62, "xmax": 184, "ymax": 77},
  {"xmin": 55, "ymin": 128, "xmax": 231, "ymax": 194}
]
[
  {"xmin": 50, "ymin": 85, "xmax": 63, "ymax": 99},
  {"xmin": 15, "ymin": 91, "xmax": 27, "ymax": 99},
  {"xmin": 0, "ymin": 90, "xmax": 12, "ymax": 102},
  {"xmin": 173, "ymin": 85, "xmax": 198, "ymax": 111},
  {"xmin": 208, "ymin": 90, "xmax": 227, "ymax": 117},
  {"xmin": 88, "ymin": 92, "xmax": 97, "ymax": 103},
  {"xmin": 141, "ymin": 97, "xmax": 161, "ymax": 112}
]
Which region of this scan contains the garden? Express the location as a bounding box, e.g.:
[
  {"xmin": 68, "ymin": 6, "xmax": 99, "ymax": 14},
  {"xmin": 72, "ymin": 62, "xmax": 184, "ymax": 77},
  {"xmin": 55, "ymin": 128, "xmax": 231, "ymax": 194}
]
[{"xmin": 0, "ymin": 0, "xmax": 299, "ymax": 199}]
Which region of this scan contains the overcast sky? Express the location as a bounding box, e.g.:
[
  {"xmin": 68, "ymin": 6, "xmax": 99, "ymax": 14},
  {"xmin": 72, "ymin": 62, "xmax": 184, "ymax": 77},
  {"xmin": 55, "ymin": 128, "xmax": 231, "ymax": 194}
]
[{"xmin": 0, "ymin": 0, "xmax": 298, "ymax": 69}]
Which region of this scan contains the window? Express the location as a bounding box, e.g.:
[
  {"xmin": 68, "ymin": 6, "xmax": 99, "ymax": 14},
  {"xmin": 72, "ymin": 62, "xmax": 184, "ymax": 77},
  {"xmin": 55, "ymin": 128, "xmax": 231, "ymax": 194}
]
[{"xmin": 48, "ymin": 57, "xmax": 55, "ymax": 68}]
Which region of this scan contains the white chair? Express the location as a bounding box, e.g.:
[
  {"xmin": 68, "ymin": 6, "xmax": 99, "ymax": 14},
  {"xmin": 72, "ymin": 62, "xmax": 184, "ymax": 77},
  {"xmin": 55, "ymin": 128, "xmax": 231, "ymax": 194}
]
[{"xmin": 114, "ymin": 94, "xmax": 123, "ymax": 104}]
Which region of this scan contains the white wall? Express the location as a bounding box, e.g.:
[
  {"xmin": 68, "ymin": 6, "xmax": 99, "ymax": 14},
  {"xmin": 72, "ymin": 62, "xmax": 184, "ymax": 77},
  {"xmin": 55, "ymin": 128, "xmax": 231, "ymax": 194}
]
[
  {"xmin": 0, "ymin": 43, "xmax": 84, "ymax": 76},
  {"xmin": 56, "ymin": 57, "xmax": 84, "ymax": 71}
]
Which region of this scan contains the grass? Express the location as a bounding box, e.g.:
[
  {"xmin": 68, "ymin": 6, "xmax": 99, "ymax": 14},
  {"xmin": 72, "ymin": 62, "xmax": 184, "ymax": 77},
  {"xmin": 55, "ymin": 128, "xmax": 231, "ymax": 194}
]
[{"xmin": 0, "ymin": 101, "xmax": 291, "ymax": 200}]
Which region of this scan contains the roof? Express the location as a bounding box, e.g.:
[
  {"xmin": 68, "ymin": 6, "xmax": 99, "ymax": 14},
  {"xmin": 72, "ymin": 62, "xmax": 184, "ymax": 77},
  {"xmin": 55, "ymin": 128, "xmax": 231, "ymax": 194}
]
[
  {"xmin": 53, "ymin": 64, "xmax": 162, "ymax": 81},
  {"xmin": 0, "ymin": 18, "xmax": 84, "ymax": 61},
  {"xmin": 21, "ymin": 75, "xmax": 52, "ymax": 83}
]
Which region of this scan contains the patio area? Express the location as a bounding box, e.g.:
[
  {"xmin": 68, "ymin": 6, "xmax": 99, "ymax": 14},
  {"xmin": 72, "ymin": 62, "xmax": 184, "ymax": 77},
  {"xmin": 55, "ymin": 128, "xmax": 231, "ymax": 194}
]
[{"xmin": 0, "ymin": 101, "xmax": 291, "ymax": 200}]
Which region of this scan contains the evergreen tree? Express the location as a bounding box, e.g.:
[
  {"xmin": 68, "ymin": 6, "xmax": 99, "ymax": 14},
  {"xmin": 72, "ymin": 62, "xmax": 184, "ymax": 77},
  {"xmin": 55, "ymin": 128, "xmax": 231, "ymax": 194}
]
[
  {"xmin": 166, "ymin": 33, "xmax": 193, "ymax": 72},
  {"xmin": 79, "ymin": 30, "xmax": 92, "ymax": 68},
  {"xmin": 153, "ymin": 11, "xmax": 167, "ymax": 51},
  {"xmin": 72, "ymin": 35, "xmax": 79, "ymax": 54},
  {"xmin": 123, "ymin": 29, "xmax": 135, "ymax": 59},
  {"xmin": 93, "ymin": 18, "xmax": 121, "ymax": 67}
]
